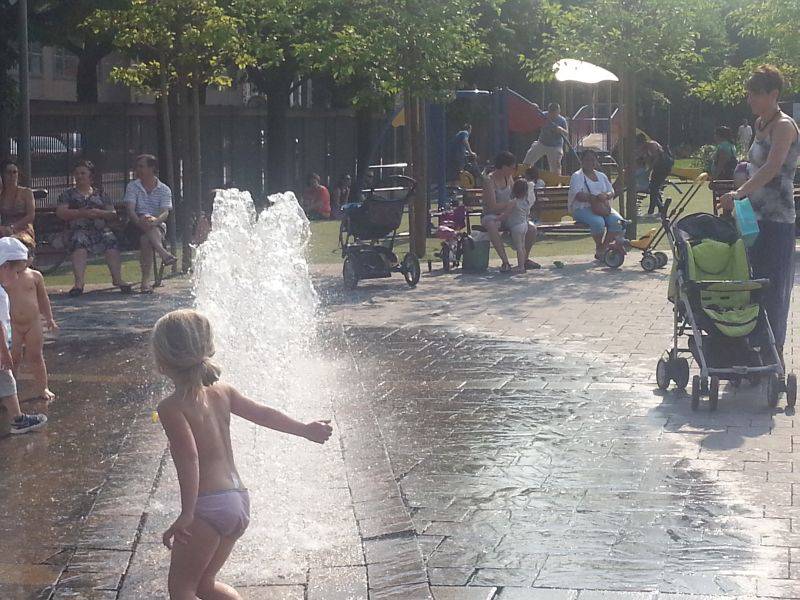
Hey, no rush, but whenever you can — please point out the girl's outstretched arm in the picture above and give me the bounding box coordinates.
[228,385,332,443]
[158,402,200,548]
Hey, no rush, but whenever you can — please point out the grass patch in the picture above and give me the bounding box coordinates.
[43,249,188,288]
[308,181,715,264]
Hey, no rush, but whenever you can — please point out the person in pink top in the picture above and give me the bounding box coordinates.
[301,173,331,219]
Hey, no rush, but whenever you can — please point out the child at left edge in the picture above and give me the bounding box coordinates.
[5,233,58,401]
[0,237,47,434]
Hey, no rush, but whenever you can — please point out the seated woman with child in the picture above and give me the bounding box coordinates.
[568,149,624,261]
[480,151,538,274]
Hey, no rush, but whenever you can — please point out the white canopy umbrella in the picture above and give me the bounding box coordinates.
[553,59,619,84]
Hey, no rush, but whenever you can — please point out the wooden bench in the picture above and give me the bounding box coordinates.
[33,198,167,286]
[533,186,592,234]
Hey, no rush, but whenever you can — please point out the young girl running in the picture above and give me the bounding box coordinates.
[152,309,333,600]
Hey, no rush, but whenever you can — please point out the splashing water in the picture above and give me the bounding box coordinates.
[194,189,318,403]
[193,189,349,574]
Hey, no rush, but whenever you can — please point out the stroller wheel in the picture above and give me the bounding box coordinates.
[343,256,359,290]
[604,248,625,269]
[709,376,720,411]
[654,251,669,268]
[691,375,701,411]
[786,373,797,408]
[766,373,780,409]
[641,253,659,272]
[672,358,690,390]
[402,253,421,287]
[656,357,671,390]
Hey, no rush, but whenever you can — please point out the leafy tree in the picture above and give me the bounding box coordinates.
[225,0,322,193]
[522,0,708,235]
[30,1,131,103]
[303,0,487,254]
[87,0,253,267]
[695,0,800,105]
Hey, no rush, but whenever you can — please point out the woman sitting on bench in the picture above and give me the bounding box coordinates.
[568,149,624,261]
[481,152,538,274]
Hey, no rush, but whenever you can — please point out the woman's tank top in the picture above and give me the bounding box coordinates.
[748,115,800,224]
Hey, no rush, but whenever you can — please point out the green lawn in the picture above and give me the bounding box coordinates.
[309,181,715,264]
[42,249,187,289]
[43,182,714,286]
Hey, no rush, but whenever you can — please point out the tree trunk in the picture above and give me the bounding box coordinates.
[354,106,373,202]
[265,79,291,194]
[179,86,194,272]
[76,50,101,104]
[158,65,178,271]
[185,77,203,270]
[405,93,428,258]
[622,71,638,239]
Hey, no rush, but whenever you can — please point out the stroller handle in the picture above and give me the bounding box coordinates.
[382,174,417,190]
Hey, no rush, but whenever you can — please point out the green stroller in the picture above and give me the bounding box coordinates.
[656,212,796,411]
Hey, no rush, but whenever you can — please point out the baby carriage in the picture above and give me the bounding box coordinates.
[340,175,421,290]
[656,210,796,411]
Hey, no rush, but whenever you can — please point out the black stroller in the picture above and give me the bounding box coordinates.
[657,210,796,411]
[339,175,421,290]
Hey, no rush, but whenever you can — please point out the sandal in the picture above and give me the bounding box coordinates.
[499,263,512,273]
[525,259,541,270]
[114,282,134,294]
[68,287,84,298]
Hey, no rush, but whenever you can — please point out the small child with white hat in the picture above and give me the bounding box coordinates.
[0,237,47,434]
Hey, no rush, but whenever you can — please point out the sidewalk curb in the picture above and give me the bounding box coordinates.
[333,322,433,600]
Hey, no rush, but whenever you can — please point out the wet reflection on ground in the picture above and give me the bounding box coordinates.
[343,325,790,595]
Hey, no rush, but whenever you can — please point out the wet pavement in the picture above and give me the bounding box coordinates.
[2,251,799,599]
[317,254,800,599]
[0,282,189,599]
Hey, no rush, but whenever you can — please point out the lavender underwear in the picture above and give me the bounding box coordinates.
[195,488,250,538]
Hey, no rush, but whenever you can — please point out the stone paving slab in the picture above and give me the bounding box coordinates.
[314,251,800,599]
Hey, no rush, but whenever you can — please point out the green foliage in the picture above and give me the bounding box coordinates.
[691,144,717,169]
[521,0,703,84]
[693,0,800,105]
[86,0,254,94]
[301,0,488,104]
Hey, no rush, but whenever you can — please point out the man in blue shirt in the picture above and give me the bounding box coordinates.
[523,103,569,175]
[451,124,475,176]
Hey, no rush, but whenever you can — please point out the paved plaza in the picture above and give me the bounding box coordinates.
[1,252,798,599]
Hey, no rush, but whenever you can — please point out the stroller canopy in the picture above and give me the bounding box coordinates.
[675,213,739,245]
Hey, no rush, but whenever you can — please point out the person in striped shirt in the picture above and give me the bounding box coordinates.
[124,154,178,293]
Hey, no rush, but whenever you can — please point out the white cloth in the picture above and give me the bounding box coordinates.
[523,141,564,174]
[124,178,173,217]
[0,237,28,349]
[0,287,10,349]
[568,169,614,213]
[738,124,753,149]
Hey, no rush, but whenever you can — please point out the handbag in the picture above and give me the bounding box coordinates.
[733,197,760,247]
[584,174,611,217]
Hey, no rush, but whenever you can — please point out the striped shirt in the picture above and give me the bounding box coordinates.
[123,178,173,217]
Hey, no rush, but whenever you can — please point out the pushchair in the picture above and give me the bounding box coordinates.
[656,209,796,411]
[339,175,421,290]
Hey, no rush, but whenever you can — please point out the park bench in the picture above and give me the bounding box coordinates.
[533,186,592,234]
[33,193,167,286]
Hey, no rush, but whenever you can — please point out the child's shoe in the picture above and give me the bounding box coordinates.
[10,413,48,434]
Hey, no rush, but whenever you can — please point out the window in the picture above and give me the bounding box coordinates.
[54,47,77,79]
[29,43,43,78]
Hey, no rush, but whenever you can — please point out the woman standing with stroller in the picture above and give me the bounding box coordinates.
[720,65,799,364]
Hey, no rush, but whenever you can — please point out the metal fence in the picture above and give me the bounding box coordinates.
[7,100,396,208]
